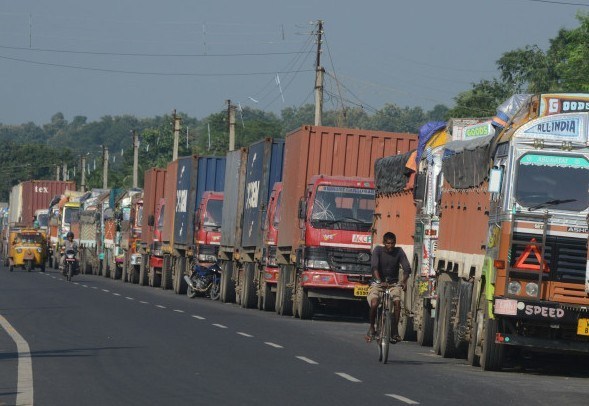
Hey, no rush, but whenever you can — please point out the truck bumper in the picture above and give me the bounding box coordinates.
[300,270,371,301]
[496,333,589,353]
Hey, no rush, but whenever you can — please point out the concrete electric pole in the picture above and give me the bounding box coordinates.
[314,20,324,126]
[227,99,236,151]
[80,155,86,192]
[172,109,181,161]
[132,130,139,188]
[102,145,109,189]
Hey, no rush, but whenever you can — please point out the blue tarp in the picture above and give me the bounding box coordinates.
[416,121,447,165]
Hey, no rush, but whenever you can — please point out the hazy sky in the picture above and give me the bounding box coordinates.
[0,0,586,125]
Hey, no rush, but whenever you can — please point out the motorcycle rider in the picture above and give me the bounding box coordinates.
[59,231,78,272]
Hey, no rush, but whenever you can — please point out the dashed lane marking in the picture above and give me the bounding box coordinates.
[139,301,149,304]
[82,285,88,288]
[264,342,283,349]
[0,315,34,405]
[192,315,205,320]
[156,305,166,309]
[125,297,134,300]
[296,356,318,365]
[91,287,98,289]
[237,332,253,338]
[335,372,361,383]
[385,394,420,404]
[173,309,184,313]
[113,293,121,296]
[73,282,79,285]
[212,323,227,329]
[102,289,110,292]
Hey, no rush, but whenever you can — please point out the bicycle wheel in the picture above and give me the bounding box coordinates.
[376,306,384,362]
[382,307,391,364]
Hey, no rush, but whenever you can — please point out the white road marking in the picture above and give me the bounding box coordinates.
[296,356,318,365]
[212,323,227,329]
[82,284,88,288]
[156,305,166,309]
[192,315,205,320]
[335,372,361,383]
[237,332,253,338]
[0,315,34,405]
[102,289,110,292]
[73,282,79,285]
[92,286,98,289]
[173,309,184,313]
[113,293,121,296]
[385,394,420,404]
[125,297,134,300]
[264,342,283,349]
[139,301,149,304]
[417,352,439,358]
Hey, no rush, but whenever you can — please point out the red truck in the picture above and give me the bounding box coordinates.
[258,182,282,311]
[194,191,224,265]
[275,125,417,319]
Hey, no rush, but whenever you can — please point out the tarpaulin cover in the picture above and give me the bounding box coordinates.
[492,94,532,128]
[442,134,494,189]
[375,150,415,195]
[416,121,447,165]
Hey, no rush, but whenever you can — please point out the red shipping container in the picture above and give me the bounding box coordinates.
[141,168,167,246]
[20,180,76,227]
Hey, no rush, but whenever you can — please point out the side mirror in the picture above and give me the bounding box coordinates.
[297,198,307,220]
[488,167,503,193]
[413,172,427,202]
[148,215,155,227]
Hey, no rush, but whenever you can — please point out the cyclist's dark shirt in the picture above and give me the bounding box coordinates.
[371,245,411,283]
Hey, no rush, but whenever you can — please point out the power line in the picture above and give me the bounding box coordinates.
[0,44,308,58]
[0,54,314,77]
[520,0,589,6]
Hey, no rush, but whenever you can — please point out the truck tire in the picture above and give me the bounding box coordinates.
[173,257,188,295]
[241,263,257,309]
[121,260,128,283]
[262,281,276,312]
[220,261,236,303]
[276,264,293,316]
[439,281,457,358]
[480,296,504,371]
[295,277,314,320]
[417,304,434,346]
[467,285,482,366]
[455,281,473,357]
[161,256,173,290]
[432,281,445,355]
[139,258,147,286]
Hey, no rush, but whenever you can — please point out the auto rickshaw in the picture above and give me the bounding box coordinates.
[8,228,47,272]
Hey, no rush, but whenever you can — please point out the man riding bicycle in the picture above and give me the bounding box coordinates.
[366,232,411,343]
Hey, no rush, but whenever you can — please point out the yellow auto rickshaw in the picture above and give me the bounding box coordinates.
[8,228,47,272]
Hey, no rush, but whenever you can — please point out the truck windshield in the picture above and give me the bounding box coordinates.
[37,213,49,228]
[157,205,165,231]
[63,207,79,225]
[514,153,589,212]
[204,199,223,229]
[310,185,375,231]
[17,233,44,244]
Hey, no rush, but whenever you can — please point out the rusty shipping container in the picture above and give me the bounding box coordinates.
[141,168,167,247]
[219,148,248,258]
[18,180,76,227]
[277,125,417,253]
[162,160,178,247]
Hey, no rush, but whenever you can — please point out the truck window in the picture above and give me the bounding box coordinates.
[310,185,375,231]
[204,199,223,228]
[273,192,282,229]
[37,213,49,228]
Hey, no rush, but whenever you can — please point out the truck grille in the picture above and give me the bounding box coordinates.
[327,247,371,275]
[511,232,587,283]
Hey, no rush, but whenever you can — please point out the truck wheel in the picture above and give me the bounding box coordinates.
[121,261,127,283]
[241,263,257,309]
[161,256,172,290]
[417,304,434,346]
[296,277,314,320]
[432,281,446,355]
[52,256,58,270]
[262,282,276,312]
[480,295,504,371]
[439,282,457,358]
[40,262,46,273]
[467,287,482,366]
[276,265,293,316]
[220,261,236,303]
[25,260,32,272]
[173,257,188,295]
[399,313,417,342]
[139,258,147,286]
[9,265,14,272]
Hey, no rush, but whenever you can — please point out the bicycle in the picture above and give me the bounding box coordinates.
[374,284,398,364]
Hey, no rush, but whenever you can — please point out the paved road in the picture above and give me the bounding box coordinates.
[1,265,588,406]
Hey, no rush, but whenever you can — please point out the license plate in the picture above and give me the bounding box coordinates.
[354,284,369,297]
[577,318,589,336]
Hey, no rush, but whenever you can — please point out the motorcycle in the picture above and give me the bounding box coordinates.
[63,249,78,282]
[184,262,222,300]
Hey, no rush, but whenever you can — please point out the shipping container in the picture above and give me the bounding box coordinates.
[141,168,166,247]
[277,125,418,252]
[162,160,178,246]
[220,148,248,253]
[241,138,284,253]
[10,180,76,227]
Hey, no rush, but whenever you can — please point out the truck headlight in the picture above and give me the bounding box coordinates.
[525,282,539,297]
[305,259,330,270]
[508,281,521,295]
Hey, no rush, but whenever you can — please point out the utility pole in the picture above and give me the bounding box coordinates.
[227,99,236,151]
[172,109,181,161]
[132,130,139,188]
[102,145,109,189]
[314,20,324,126]
[80,155,87,192]
[62,162,68,181]
[56,165,60,181]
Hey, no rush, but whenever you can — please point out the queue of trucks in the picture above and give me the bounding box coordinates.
[2,100,588,370]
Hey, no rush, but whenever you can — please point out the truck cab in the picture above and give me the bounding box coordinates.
[194,191,223,265]
[259,182,282,311]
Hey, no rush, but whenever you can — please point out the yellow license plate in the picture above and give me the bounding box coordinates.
[354,284,369,297]
[577,318,589,336]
